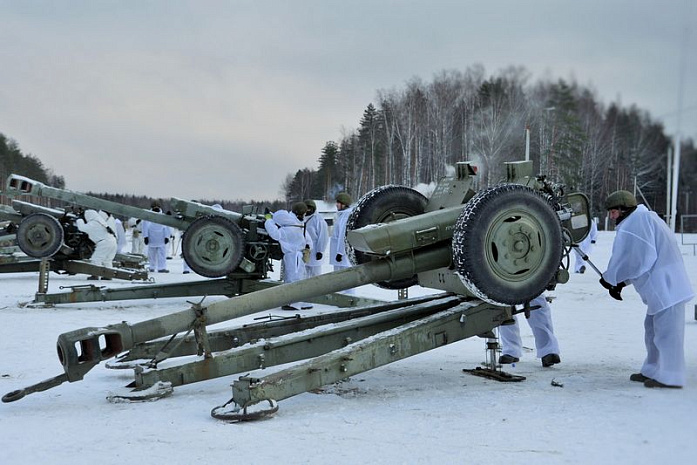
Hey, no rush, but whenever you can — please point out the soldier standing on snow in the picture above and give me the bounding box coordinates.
[330,192,353,272]
[129,217,145,255]
[264,205,312,310]
[303,199,328,278]
[498,294,561,368]
[100,211,125,255]
[142,202,171,273]
[329,192,355,294]
[601,190,694,389]
[76,209,117,280]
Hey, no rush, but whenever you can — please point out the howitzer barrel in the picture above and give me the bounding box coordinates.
[0,204,23,223]
[11,200,67,218]
[348,206,462,255]
[55,245,453,382]
[169,197,244,223]
[6,174,188,229]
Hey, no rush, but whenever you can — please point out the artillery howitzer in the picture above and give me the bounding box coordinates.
[0,198,147,280]
[3,174,379,307]
[2,161,591,421]
[3,173,280,278]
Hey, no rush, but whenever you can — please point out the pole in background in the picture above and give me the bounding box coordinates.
[525,126,530,161]
[669,25,689,233]
[666,146,673,224]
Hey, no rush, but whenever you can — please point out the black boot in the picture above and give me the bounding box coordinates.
[498,354,519,364]
[541,354,561,367]
[630,373,650,383]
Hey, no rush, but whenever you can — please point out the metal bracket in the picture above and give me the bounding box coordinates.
[190,297,212,358]
[462,333,526,382]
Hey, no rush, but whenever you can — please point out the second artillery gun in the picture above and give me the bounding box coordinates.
[3,173,281,278]
[0,198,148,281]
[2,160,591,420]
[3,174,376,307]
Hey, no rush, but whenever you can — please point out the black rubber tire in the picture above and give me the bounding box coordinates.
[346,185,428,289]
[452,184,562,305]
[16,213,64,258]
[182,216,245,278]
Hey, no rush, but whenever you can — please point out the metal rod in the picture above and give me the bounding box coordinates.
[571,245,603,277]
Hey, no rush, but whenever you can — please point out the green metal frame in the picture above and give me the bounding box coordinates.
[122,294,462,390]
[229,299,510,408]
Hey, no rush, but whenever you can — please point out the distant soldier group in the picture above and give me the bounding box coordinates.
[264,192,354,310]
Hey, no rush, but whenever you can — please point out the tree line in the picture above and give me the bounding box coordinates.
[3,64,696,228]
[0,133,65,191]
[284,65,697,226]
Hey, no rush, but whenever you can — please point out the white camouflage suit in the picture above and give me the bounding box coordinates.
[113,217,127,254]
[499,294,560,361]
[329,207,353,271]
[128,218,145,255]
[76,209,117,267]
[304,210,329,278]
[142,220,172,272]
[603,204,694,386]
[265,210,311,308]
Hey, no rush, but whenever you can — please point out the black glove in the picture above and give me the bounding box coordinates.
[165,237,169,244]
[600,277,625,301]
[336,253,342,262]
[144,237,149,245]
[608,286,623,301]
[316,252,323,260]
[591,240,596,244]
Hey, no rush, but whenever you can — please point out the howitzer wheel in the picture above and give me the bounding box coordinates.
[181,215,245,278]
[452,184,563,305]
[346,185,428,289]
[16,212,64,258]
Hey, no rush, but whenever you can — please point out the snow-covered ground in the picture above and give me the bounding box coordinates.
[1,231,696,464]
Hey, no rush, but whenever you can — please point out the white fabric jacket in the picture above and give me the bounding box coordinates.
[99,211,117,235]
[265,210,310,283]
[114,218,126,254]
[305,212,329,266]
[76,209,117,266]
[76,209,112,244]
[329,207,352,265]
[603,204,694,315]
[142,220,171,247]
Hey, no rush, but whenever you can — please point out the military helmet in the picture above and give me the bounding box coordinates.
[304,199,317,213]
[335,192,352,207]
[291,201,308,217]
[605,190,637,210]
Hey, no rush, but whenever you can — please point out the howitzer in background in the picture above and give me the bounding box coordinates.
[2,174,292,300]
[2,160,590,420]
[4,174,283,278]
[2,175,377,307]
[0,198,147,280]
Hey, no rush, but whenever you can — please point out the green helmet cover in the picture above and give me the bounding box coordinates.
[605,190,637,210]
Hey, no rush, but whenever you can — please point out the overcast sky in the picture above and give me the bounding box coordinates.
[1,0,695,202]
